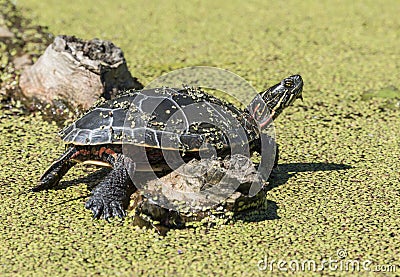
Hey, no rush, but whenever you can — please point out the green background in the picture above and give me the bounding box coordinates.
[1,0,399,276]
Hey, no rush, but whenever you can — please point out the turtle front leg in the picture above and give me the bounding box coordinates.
[85,153,136,220]
[32,147,78,192]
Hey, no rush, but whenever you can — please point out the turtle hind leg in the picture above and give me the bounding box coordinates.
[32,147,78,192]
[85,153,136,220]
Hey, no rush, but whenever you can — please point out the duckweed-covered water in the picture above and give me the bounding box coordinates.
[1,0,399,276]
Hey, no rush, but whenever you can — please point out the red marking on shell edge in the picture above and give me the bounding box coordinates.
[98,147,117,158]
[105,148,116,156]
[99,147,106,157]
[72,149,91,158]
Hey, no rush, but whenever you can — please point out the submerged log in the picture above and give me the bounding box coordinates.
[129,154,267,231]
[19,35,143,111]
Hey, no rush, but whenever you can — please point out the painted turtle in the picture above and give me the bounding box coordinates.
[33,75,303,220]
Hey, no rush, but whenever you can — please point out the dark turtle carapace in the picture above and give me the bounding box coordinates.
[33,75,303,220]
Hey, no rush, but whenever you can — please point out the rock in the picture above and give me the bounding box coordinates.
[19,35,143,111]
[129,154,268,229]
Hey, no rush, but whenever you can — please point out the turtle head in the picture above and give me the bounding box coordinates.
[248,75,303,128]
[261,74,303,118]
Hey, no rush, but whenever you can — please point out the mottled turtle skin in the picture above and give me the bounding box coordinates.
[33,75,303,220]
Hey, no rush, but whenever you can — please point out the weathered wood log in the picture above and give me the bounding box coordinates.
[19,35,143,111]
[129,155,267,231]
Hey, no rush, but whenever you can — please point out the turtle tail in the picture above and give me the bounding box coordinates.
[32,147,78,192]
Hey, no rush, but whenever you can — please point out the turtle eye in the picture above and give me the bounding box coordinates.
[284,79,294,88]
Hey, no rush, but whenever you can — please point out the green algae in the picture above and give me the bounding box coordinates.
[362,86,400,110]
[0,0,399,276]
[0,0,52,100]
[362,87,399,100]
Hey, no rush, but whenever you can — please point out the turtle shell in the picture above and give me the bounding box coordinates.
[60,87,257,151]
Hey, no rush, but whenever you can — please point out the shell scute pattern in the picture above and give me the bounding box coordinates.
[60,87,252,150]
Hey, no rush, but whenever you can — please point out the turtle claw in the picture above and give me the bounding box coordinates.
[84,197,103,219]
[109,201,126,219]
[85,196,126,220]
[102,201,125,220]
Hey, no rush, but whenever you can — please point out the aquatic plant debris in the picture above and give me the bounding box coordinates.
[1,0,400,275]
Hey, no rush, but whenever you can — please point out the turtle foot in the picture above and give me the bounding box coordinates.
[84,158,135,220]
[85,196,126,220]
[31,171,62,192]
[32,172,60,192]
[33,147,78,192]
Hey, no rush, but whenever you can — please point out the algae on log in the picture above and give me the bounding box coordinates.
[19,35,143,111]
[129,154,268,230]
